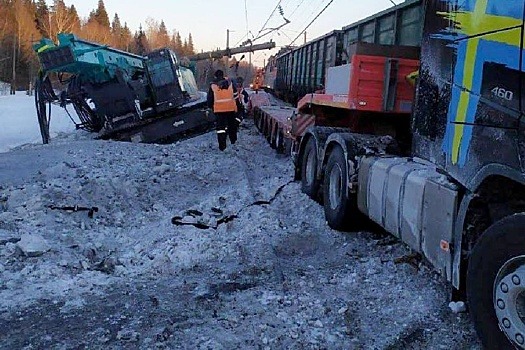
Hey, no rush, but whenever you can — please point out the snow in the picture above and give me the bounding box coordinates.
[0,92,76,153]
[0,93,482,348]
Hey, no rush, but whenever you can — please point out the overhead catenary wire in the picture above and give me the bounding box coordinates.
[290,0,329,39]
[288,0,308,18]
[285,0,317,30]
[289,0,335,46]
[254,0,283,39]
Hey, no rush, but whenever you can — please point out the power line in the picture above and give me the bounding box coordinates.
[255,0,283,39]
[278,30,294,42]
[288,0,308,18]
[289,0,335,46]
[286,0,315,25]
[292,0,327,38]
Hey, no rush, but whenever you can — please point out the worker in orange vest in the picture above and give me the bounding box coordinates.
[252,68,264,94]
[207,69,239,151]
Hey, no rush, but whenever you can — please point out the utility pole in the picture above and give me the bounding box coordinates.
[11,36,16,95]
[304,31,307,44]
[225,30,230,76]
[28,34,33,95]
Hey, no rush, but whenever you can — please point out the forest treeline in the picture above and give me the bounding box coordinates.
[0,0,211,91]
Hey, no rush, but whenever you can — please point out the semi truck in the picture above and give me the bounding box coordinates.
[256,0,525,348]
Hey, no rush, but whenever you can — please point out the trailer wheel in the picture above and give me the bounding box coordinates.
[323,146,357,230]
[256,111,263,132]
[467,213,525,350]
[275,129,285,154]
[301,138,320,199]
[270,126,277,149]
[254,110,260,130]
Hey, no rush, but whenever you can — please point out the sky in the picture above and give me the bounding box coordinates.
[56,0,396,66]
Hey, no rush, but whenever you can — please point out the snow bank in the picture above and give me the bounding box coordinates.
[0,82,9,96]
[0,92,77,153]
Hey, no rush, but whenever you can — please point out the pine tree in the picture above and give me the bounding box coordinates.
[173,31,183,56]
[83,1,111,44]
[34,0,49,37]
[157,20,170,48]
[133,25,149,55]
[122,22,132,51]
[187,33,194,55]
[94,0,110,28]
[182,38,188,56]
[68,5,81,34]
[111,13,121,34]
[111,13,122,47]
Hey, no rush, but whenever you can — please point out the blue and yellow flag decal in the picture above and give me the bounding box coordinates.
[433,0,523,167]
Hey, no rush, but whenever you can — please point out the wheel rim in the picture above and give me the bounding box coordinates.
[328,163,343,210]
[494,255,525,349]
[305,149,316,187]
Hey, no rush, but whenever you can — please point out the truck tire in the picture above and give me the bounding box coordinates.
[322,146,356,230]
[467,213,525,350]
[301,138,320,199]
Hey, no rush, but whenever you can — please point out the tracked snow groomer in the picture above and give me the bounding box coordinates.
[33,33,212,144]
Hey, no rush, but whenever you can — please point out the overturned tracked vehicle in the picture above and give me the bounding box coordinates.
[33,33,212,144]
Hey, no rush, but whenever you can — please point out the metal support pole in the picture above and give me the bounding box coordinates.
[11,36,16,95]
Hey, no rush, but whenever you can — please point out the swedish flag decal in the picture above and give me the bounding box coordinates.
[434,0,523,167]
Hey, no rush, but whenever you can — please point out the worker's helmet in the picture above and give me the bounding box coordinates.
[214,69,224,79]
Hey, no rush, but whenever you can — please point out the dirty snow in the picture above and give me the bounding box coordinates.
[0,93,481,349]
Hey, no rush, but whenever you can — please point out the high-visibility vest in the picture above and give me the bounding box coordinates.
[211,81,238,113]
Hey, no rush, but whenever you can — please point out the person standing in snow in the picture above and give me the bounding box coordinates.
[235,76,249,126]
[207,69,238,151]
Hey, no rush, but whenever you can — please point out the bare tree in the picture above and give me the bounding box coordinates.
[35,0,78,41]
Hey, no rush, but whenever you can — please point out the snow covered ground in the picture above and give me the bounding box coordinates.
[0,92,77,153]
[0,94,481,349]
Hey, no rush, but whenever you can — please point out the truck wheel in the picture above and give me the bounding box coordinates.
[467,213,525,350]
[322,146,358,230]
[301,138,320,199]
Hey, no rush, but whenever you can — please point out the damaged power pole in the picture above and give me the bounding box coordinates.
[187,41,276,61]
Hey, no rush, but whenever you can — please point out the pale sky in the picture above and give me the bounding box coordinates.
[59,0,396,66]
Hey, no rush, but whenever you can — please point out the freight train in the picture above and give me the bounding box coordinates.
[273,0,422,104]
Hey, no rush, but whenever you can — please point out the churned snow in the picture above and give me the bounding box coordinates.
[0,93,481,349]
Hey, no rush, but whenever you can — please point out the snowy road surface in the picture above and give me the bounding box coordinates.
[0,101,481,348]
